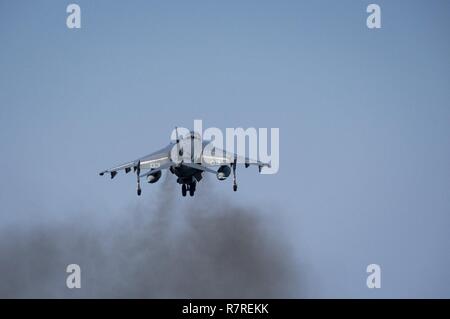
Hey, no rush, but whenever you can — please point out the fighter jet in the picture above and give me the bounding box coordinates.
[99,129,270,196]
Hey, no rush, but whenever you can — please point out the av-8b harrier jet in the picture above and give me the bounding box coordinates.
[99,129,270,196]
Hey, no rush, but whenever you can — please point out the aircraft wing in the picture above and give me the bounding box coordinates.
[99,145,173,178]
[201,147,270,171]
[99,160,137,178]
[138,145,172,170]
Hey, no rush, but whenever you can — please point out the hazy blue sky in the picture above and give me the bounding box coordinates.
[0,0,449,297]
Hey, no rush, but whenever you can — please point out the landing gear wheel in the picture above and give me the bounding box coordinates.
[189,183,195,197]
[233,184,237,192]
[182,184,187,197]
[137,188,142,196]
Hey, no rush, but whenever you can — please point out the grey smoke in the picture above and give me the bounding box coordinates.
[0,174,301,298]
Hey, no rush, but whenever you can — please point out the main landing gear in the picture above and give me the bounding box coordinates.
[189,182,196,196]
[181,182,196,197]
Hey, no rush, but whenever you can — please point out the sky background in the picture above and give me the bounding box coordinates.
[0,0,449,298]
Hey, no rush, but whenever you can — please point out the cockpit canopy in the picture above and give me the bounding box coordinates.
[186,131,202,140]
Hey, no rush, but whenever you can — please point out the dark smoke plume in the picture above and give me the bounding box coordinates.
[0,174,300,298]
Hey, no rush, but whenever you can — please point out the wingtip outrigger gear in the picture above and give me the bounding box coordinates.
[136,160,141,196]
[232,157,237,192]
